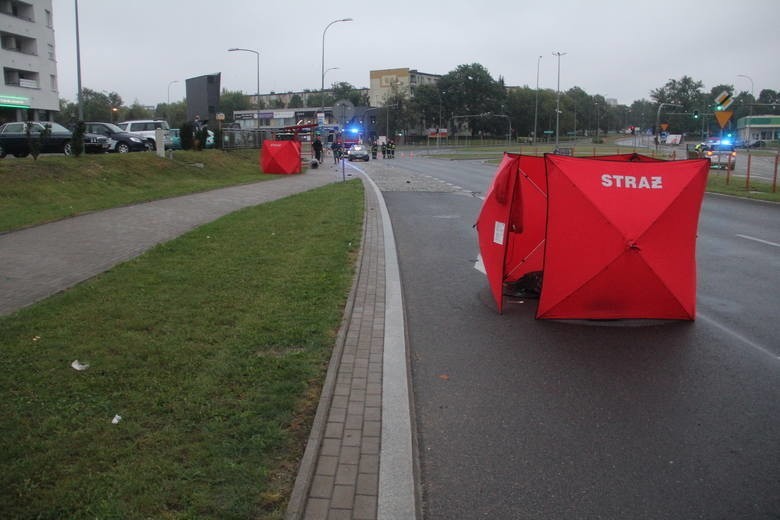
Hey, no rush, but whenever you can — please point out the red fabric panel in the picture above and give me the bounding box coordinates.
[537,156,709,320]
[502,155,547,282]
[475,154,519,312]
[261,140,302,174]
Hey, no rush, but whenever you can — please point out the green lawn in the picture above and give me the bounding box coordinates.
[0,180,364,519]
[0,149,282,232]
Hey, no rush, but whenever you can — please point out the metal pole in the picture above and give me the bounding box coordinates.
[75,0,83,121]
[255,51,260,129]
[228,48,260,129]
[533,55,541,144]
[321,19,353,124]
[552,51,566,149]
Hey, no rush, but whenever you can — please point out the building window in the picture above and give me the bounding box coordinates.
[48,43,55,60]
[45,9,52,27]
[3,67,39,89]
[50,74,57,91]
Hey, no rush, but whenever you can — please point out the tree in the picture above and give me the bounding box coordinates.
[288,94,304,108]
[438,63,506,136]
[123,101,153,121]
[651,76,708,135]
[330,82,368,107]
[408,83,441,130]
[154,100,187,128]
[219,89,250,122]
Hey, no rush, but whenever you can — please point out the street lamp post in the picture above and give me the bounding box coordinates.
[75,0,83,121]
[533,55,542,144]
[167,80,179,106]
[228,48,260,129]
[594,102,600,143]
[437,90,447,148]
[321,18,353,123]
[167,80,179,121]
[552,51,567,150]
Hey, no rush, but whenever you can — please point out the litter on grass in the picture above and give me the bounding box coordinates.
[70,360,89,371]
[111,415,122,424]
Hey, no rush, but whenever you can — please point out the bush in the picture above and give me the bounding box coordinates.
[71,121,85,157]
[25,122,52,160]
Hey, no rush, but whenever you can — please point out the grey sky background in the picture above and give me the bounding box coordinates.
[53,0,780,108]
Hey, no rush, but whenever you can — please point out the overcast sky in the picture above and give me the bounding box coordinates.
[52,0,779,108]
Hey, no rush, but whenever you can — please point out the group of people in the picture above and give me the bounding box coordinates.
[312,137,347,164]
[370,140,396,159]
[311,136,398,164]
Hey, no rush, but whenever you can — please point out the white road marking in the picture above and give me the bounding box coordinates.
[697,312,780,362]
[736,234,780,248]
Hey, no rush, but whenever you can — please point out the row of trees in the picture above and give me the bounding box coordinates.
[56,65,778,140]
[382,64,779,140]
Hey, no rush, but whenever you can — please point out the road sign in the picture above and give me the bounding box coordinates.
[544,130,554,134]
[715,111,733,129]
[714,90,734,110]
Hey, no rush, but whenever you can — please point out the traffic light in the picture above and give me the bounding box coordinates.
[693,110,699,119]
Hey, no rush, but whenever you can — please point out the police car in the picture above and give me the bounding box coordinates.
[701,142,736,170]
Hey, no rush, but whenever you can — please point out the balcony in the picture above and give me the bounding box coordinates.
[0,0,35,22]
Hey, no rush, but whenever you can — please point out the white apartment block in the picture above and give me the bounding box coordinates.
[0,0,59,122]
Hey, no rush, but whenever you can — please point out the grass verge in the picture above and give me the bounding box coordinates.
[0,149,284,232]
[0,180,364,519]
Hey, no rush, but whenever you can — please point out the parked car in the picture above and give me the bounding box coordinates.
[0,122,112,158]
[82,132,111,154]
[84,122,148,153]
[116,119,172,150]
[347,143,370,161]
[0,121,72,157]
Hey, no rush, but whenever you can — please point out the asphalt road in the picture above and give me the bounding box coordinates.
[365,155,780,519]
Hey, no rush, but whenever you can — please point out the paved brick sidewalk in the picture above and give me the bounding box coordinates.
[0,172,338,316]
[287,162,417,520]
[286,173,386,520]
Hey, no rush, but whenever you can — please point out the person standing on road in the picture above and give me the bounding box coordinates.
[381,141,387,159]
[312,136,323,163]
[332,139,342,164]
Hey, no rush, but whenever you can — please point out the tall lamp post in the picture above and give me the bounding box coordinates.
[167,80,179,106]
[737,74,754,146]
[228,47,260,129]
[552,51,567,149]
[75,0,83,120]
[167,80,179,121]
[533,55,542,144]
[321,18,353,122]
[437,90,447,147]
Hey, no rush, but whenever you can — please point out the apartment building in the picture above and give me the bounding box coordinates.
[369,68,441,107]
[0,0,59,122]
